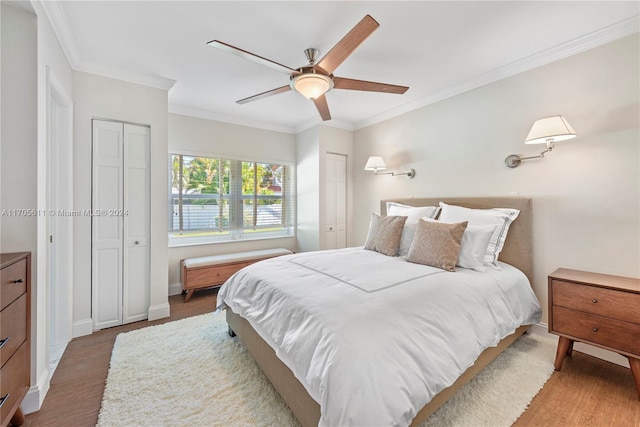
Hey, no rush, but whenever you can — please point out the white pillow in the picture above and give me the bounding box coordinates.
[386,202,440,221]
[438,202,520,269]
[397,220,419,257]
[423,218,496,272]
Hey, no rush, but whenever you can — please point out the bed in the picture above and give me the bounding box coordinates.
[217,197,540,426]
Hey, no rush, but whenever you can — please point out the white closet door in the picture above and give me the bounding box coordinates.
[123,124,150,323]
[325,153,347,250]
[92,120,124,330]
[92,120,150,330]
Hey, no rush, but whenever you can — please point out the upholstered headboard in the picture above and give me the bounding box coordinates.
[381,197,533,283]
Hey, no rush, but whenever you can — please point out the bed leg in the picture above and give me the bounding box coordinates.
[228,325,236,337]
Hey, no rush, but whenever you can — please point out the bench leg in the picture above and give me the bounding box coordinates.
[184,289,194,303]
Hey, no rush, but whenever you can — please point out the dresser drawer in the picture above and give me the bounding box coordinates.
[0,293,27,368]
[551,279,640,324]
[552,306,640,356]
[0,258,27,311]
[0,341,29,423]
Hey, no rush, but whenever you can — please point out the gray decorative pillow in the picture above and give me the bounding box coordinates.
[364,213,407,256]
[406,219,468,271]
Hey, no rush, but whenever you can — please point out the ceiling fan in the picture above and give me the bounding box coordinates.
[207,15,409,121]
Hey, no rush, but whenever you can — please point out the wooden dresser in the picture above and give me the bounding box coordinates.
[0,252,31,427]
[548,268,640,399]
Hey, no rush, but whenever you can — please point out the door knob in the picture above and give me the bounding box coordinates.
[135,241,140,245]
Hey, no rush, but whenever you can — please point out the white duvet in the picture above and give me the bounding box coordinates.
[217,247,541,427]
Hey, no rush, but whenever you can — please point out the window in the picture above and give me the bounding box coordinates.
[169,154,295,245]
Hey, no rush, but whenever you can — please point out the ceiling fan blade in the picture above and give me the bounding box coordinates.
[333,76,409,94]
[316,15,379,75]
[313,95,331,121]
[207,40,299,75]
[237,85,292,104]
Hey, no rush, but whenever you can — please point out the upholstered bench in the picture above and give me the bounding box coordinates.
[180,248,293,302]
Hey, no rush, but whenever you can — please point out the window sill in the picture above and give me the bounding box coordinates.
[168,233,296,249]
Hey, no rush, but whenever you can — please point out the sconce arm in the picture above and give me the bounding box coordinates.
[505,146,553,168]
[374,169,415,178]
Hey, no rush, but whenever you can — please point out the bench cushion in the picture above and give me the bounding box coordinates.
[183,248,293,268]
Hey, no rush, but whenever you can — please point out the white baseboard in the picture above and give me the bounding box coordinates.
[168,282,183,296]
[529,322,629,368]
[22,367,50,414]
[72,318,93,338]
[148,302,170,321]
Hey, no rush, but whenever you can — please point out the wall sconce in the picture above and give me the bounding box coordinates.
[505,115,577,168]
[364,156,415,178]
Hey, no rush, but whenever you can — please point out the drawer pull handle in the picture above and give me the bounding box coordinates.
[0,393,9,409]
[0,336,10,349]
[592,299,598,304]
[592,327,599,332]
[12,278,24,284]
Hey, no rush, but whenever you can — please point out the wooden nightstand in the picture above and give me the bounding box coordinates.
[548,268,640,399]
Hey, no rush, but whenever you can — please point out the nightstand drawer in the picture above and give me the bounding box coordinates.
[552,306,640,356]
[551,279,640,324]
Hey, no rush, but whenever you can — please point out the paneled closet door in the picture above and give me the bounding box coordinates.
[325,153,347,250]
[123,124,150,324]
[92,120,150,330]
[92,120,124,330]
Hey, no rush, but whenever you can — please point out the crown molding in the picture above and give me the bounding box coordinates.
[75,61,176,91]
[169,104,355,135]
[354,15,640,130]
[34,0,80,67]
[168,104,296,134]
[294,116,354,134]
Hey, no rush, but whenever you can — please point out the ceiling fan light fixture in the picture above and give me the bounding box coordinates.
[291,73,333,100]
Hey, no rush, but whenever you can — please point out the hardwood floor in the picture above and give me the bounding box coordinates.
[23,289,639,426]
[22,289,218,427]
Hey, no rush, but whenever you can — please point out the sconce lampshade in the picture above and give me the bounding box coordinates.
[291,73,334,100]
[364,156,387,171]
[525,115,577,145]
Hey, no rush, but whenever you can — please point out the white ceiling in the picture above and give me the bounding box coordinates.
[46,1,639,133]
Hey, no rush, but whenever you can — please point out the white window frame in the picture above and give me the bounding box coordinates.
[168,151,295,247]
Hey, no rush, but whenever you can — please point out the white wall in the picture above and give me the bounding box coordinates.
[167,113,296,288]
[0,0,41,410]
[296,126,320,252]
[0,3,37,268]
[353,34,640,323]
[73,71,169,329]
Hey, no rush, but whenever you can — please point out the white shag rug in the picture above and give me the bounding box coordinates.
[98,312,555,427]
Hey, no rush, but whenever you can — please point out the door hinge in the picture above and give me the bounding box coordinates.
[50,235,53,243]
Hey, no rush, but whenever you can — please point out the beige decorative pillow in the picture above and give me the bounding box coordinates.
[406,219,468,271]
[364,213,407,256]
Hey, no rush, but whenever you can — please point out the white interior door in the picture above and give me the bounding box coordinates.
[47,69,74,375]
[325,153,347,250]
[92,120,124,330]
[123,124,150,324]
